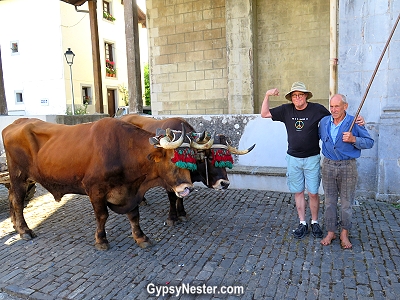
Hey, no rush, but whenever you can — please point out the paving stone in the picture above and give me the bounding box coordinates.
[0,184,400,299]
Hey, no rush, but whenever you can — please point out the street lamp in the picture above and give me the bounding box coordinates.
[64,48,75,115]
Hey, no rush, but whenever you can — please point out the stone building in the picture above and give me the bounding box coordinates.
[147,0,331,115]
[145,0,400,201]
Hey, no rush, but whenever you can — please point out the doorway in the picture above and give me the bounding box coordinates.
[107,88,117,117]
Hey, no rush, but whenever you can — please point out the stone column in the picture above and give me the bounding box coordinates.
[376,108,400,201]
[226,0,255,114]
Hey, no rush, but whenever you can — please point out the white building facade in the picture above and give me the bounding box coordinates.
[0,0,147,116]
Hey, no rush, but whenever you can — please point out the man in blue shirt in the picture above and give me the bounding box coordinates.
[319,94,374,249]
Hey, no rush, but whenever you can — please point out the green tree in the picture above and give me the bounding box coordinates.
[66,104,88,115]
[143,63,151,106]
[118,84,129,106]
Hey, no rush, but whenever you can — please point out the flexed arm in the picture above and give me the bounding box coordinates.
[261,88,279,118]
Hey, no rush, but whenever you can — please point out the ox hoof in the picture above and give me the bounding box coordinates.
[138,240,153,249]
[95,242,110,251]
[178,216,188,222]
[20,230,36,240]
[166,219,178,226]
[139,200,148,206]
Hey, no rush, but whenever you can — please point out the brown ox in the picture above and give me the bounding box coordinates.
[2,117,194,250]
[120,114,255,225]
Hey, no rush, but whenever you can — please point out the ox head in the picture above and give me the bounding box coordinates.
[188,132,256,190]
[149,125,195,198]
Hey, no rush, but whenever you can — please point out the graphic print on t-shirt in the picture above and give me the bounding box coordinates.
[293,117,308,131]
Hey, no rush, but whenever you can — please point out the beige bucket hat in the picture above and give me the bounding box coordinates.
[285,82,313,100]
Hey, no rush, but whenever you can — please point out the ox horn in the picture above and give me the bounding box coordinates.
[191,131,211,143]
[159,124,186,149]
[190,134,214,150]
[227,143,256,155]
[201,131,213,143]
[197,131,206,141]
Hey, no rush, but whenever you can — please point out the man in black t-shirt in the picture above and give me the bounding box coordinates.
[261,82,329,239]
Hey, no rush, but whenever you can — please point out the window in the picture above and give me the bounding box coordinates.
[103,1,115,21]
[105,42,116,77]
[82,86,92,105]
[11,41,19,54]
[15,92,23,104]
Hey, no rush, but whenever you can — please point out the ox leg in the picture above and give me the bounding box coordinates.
[176,197,188,222]
[90,200,110,251]
[8,183,36,240]
[139,196,148,206]
[166,191,179,226]
[126,206,152,248]
[166,192,187,226]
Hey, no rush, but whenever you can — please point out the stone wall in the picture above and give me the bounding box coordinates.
[256,0,330,111]
[147,0,227,115]
[146,0,330,115]
[338,1,400,201]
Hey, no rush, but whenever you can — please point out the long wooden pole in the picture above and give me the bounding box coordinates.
[349,12,400,131]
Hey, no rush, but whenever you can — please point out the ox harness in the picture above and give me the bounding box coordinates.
[151,130,234,187]
[171,143,234,172]
[171,142,197,171]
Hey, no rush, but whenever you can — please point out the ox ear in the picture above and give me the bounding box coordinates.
[156,128,166,136]
[149,137,159,145]
[147,148,164,163]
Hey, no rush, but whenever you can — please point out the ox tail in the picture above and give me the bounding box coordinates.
[106,175,147,214]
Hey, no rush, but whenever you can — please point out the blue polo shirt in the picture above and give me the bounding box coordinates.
[330,114,346,142]
[319,113,374,160]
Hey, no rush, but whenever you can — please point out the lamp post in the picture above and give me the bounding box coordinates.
[64,48,75,115]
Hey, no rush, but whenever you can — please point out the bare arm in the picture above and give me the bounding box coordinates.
[261,88,279,118]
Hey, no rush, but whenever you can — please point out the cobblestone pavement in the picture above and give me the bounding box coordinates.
[0,184,399,300]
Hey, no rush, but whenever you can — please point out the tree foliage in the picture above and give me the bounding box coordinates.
[143,63,151,106]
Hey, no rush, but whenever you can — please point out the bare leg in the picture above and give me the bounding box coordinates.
[308,192,320,221]
[294,191,306,222]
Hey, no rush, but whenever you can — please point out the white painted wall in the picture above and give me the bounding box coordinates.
[237,117,288,168]
[1,0,148,116]
[1,0,66,115]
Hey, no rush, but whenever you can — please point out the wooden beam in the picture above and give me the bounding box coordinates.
[88,0,104,113]
[0,47,8,115]
[60,0,88,6]
[124,0,143,113]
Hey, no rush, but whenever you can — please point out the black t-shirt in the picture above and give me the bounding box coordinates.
[270,102,330,158]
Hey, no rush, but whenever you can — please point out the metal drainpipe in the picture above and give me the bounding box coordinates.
[329,0,338,98]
